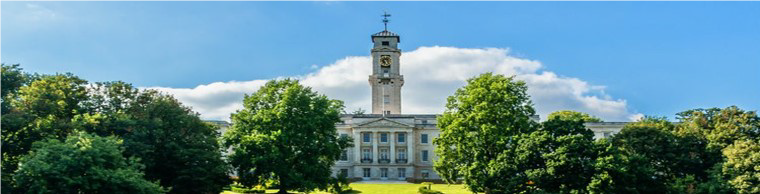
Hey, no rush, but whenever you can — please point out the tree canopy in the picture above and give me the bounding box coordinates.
[13,132,165,194]
[91,82,231,194]
[223,79,351,194]
[547,110,603,123]
[1,65,230,194]
[434,73,538,193]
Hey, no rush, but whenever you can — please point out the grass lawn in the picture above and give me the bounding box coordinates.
[222,183,473,194]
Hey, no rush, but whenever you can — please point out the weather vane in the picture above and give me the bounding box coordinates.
[382,11,391,31]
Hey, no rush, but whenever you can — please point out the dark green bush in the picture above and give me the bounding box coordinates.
[230,185,265,193]
[418,186,443,194]
[327,173,353,194]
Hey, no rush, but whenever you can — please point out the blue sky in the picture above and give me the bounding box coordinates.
[3,1,759,121]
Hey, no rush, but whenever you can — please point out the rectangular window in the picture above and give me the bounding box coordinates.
[340,169,349,176]
[603,132,611,138]
[382,41,389,46]
[363,149,371,160]
[363,168,371,178]
[381,133,388,143]
[384,110,391,115]
[421,170,430,178]
[363,133,370,143]
[383,95,390,104]
[422,150,429,162]
[340,150,348,161]
[398,168,406,178]
[398,148,406,159]
[421,134,429,144]
[380,149,389,159]
[421,120,428,124]
[380,168,388,178]
[383,69,390,77]
[397,133,405,143]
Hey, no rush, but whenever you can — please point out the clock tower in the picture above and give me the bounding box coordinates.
[369,12,403,115]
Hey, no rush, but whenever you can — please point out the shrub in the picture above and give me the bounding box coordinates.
[230,185,265,193]
[327,173,353,194]
[418,186,443,194]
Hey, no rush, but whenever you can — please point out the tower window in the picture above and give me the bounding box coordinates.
[382,41,390,46]
[384,95,390,104]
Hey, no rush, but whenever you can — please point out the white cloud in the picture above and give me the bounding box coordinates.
[145,46,639,122]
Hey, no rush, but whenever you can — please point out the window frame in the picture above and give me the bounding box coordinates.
[363,168,371,178]
[363,133,371,143]
[380,168,388,178]
[363,148,371,160]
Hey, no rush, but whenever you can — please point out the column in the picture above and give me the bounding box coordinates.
[353,130,361,163]
[372,131,379,164]
[407,131,414,164]
[390,131,396,164]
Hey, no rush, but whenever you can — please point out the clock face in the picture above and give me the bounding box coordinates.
[380,55,392,67]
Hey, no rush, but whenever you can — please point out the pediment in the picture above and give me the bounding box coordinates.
[355,118,413,128]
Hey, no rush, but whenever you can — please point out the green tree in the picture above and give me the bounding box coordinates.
[587,138,643,193]
[675,106,760,193]
[1,64,27,194]
[722,139,760,194]
[599,116,720,193]
[524,118,596,193]
[676,106,760,152]
[1,64,26,114]
[223,79,350,194]
[547,110,603,123]
[82,82,231,194]
[13,132,165,194]
[433,73,538,194]
[1,73,90,194]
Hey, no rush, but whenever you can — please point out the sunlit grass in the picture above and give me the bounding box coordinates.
[222,183,473,194]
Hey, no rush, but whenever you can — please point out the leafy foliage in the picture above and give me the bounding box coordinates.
[83,82,231,194]
[13,132,165,194]
[547,110,603,123]
[1,64,28,193]
[1,65,229,194]
[1,73,90,194]
[224,79,351,194]
[434,73,538,193]
[722,139,760,194]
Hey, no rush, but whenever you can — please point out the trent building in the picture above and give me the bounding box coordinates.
[329,25,445,181]
[211,17,629,182]
[326,19,627,182]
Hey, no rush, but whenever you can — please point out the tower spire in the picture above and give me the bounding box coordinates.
[382,11,391,31]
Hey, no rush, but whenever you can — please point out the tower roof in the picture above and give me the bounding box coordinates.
[371,30,400,43]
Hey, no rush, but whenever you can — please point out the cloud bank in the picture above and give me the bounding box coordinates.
[145,46,640,122]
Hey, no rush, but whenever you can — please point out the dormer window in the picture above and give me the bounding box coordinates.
[382,41,389,46]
